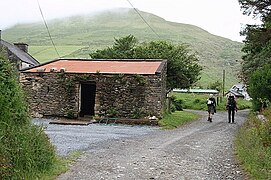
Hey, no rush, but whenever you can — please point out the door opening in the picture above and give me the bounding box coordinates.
[80,82,96,117]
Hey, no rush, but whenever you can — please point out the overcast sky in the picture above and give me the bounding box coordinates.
[0,0,260,42]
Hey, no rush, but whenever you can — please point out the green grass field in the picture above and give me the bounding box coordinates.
[159,111,200,129]
[29,46,85,63]
[171,92,252,111]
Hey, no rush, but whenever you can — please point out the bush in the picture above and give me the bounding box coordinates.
[170,104,176,112]
[193,98,201,104]
[0,51,56,179]
[248,64,271,109]
[170,95,183,111]
[235,109,271,179]
[251,99,262,111]
[106,107,119,117]
[66,109,76,119]
[173,99,183,111]
[131,108,145,119]
[0,125,56,179]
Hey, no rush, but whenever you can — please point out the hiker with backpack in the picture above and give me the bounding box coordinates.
[226,93,238,123]
[206,94,216,122]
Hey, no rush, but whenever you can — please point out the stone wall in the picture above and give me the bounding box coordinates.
[20,73,79,117]
[20,66,167,119]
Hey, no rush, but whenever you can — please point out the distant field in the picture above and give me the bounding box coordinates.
[29,46,86,63]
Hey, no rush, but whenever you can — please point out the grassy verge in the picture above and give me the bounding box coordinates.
[0,50,57,179]
[0,50,81,179]
[159,111,201,129]
[34,157,68,180]
[172,92,252,111]
[37,151,82,180]
[235,108,271,179]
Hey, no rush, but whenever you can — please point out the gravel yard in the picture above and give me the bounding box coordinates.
[33,118,159,156]
[35,110,249,179]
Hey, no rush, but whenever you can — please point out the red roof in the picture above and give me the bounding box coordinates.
[25,59,164,75]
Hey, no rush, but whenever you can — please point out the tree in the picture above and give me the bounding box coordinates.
[239,0,271,82]
[239,0,271,20]
[90,35,202,90]
[90,34,137,59]
[239,0,271,109]
[207,80,222,92]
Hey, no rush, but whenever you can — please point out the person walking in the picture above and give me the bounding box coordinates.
[207,94,216,122]
[226,93,237,123]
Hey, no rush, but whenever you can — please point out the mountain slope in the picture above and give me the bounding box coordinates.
[2,8,243,88]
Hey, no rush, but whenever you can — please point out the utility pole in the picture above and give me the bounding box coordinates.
[222,70,225,97]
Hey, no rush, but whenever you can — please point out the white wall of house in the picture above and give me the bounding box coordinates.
[21,62,31,70]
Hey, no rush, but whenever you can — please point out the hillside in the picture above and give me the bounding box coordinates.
[2,8,243,88]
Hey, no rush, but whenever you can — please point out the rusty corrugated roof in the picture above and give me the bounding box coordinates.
[25,59,164,75]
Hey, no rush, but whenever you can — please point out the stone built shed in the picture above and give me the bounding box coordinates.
[20,59,167,120]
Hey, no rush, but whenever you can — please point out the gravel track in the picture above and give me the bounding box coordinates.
[36,110,249,180]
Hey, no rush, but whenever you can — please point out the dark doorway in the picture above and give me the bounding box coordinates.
[80,82,96,117]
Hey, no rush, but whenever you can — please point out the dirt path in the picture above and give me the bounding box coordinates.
[57,110,249,180]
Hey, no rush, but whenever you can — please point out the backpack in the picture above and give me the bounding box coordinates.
[227,95,236,107]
